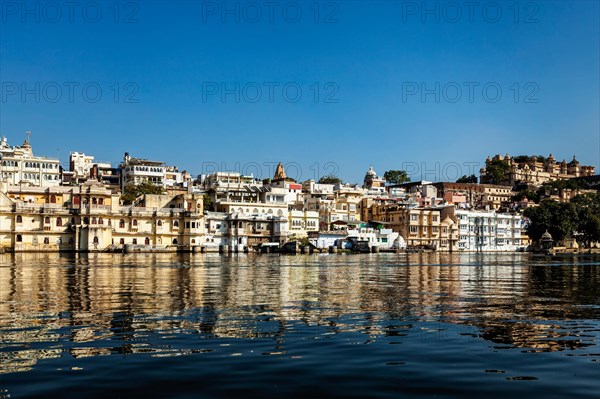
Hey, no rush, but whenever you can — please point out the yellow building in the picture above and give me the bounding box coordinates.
[481,154,595,187]
[0,181,204,252]
[369,203,459,251]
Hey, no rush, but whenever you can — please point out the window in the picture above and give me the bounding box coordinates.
[44,217,50,224]
[173,238,178,245]
[93,236,99,244]
[410,226,418,233]
[91,217,97,224]
[120,238,125,244]
[157,220,163,226]
[410,214,418,221]
[56,217,62,227]
[145,237,150,245]
[83,217,89,224]
[119,219,125,228]
[173,220,179,227]
[16,234,22,242]
[98,218,103,225]
[44,237,50,244]
[132,238,137,245]
[16,215,22,223]
[132,219,138,226]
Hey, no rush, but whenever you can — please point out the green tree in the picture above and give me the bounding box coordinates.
[524,199,578,243]
[383,170,411,184]
[203,193,214,212]
[571,193,600,247]
[456,174,478,183]
[318,175,342,185]
[512,190,539,202]
[484,159,509,185]
[121,182,165,204]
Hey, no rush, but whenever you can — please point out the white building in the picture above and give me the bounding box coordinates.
[288,210,319,238]
[120,153,184,190]
[347,227,406,250]
[69,152,95,180]
[0,135,61,187]
[455,209,526,252]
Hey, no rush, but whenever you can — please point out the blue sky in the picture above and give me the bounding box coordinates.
[1,0,598,183]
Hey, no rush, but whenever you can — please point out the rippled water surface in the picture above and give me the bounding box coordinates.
[1,253,600,398]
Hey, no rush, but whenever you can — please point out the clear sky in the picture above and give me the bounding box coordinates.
[1,0,598,183]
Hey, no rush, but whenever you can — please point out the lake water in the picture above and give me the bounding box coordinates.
[1,253,599,398]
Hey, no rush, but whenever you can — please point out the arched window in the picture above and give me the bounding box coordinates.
[132,219,138,226]
[120,238,125,244]
[44,216,50,224]
[98,217,103,225]
[83,217,89,224]
[16,234,22,242]
[172,238,178,245]
[93,236,99,244]
[50,195,56,203]
[173,220,179,227]
[119,219,125,228]
[91,217,97,224]
[191,239,196,244]
[98,198,104,205]
[43,237,49,244]
[16,215,22,223]
[132,238,137,245]
[157,220,163,226]
[92,197,97,205]
[145,237,150,245]
[56,217,62,227]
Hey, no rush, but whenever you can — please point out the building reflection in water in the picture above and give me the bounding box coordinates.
[1,252,599,374]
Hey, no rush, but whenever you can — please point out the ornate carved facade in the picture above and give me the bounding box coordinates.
[480,154,595,186]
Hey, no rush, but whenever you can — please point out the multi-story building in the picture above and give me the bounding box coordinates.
[120,153,185,190]
[454,209,526,251]
[363,165,386,195]
[0,180,204,252]
[480,153,595,187]
[0,135,61,187]
[288,210,319,238]
[69,152,95,180]
[433,182,514,210]
[368,202,459,251]
[302,180,335,230]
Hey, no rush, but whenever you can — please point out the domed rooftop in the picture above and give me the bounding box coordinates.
[541,230,553,241]
[365,165,377,177]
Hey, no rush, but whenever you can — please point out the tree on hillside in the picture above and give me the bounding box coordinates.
[384,170,410,185]
[318,175,342,185]
[483,159,509,184]
[121,181,165,204]
[456,174,478,184]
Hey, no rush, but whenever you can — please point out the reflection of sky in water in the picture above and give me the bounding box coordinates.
[1,253,600,397]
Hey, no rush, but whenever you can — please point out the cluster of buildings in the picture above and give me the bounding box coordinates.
[480,153,595,186]
[0,134,596,253]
